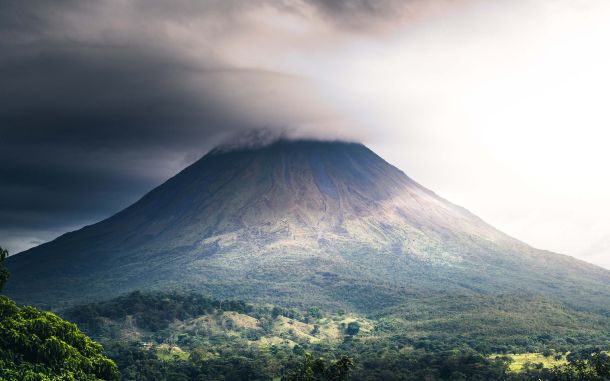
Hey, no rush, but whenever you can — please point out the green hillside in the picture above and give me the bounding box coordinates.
[61,291,610,381]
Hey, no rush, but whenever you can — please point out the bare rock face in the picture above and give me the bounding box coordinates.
[6,140,610,312]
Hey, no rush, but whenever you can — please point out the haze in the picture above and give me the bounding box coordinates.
[1,0,608,269]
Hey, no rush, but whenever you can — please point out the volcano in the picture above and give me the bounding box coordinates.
[5,140,610,312]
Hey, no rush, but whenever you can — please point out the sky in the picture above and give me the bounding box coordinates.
[1,0,609,269]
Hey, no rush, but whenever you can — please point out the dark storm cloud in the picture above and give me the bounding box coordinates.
[0,0,426,253]
[307,0,415,29]
[0,0,353,253]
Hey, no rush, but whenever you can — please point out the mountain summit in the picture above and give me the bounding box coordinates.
[6,140,610,311]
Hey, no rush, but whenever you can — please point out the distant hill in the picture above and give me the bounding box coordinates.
[5,140,610,318]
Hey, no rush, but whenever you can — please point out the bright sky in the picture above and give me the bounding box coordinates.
[355,1,610,269]
[241,0,610,268]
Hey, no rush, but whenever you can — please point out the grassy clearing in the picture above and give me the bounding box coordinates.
[222,311,260,329]
[491,352,568,372]
[156,344,190,361]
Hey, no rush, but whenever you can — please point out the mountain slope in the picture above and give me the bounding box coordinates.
[5,140,610,313]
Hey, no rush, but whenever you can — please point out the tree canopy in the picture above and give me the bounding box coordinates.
[0,246,119,380]
[0,296,120,380]
[0,246,9,292]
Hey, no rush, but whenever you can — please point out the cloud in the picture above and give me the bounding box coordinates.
[1,0,609,271]
[304,0,455,31]
[0,0,353,253]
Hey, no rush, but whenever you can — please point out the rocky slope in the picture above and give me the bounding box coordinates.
[6,140,610,313]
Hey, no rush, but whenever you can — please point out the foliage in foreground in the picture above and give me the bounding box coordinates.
[0,246,119,380]
[0,296,120,380]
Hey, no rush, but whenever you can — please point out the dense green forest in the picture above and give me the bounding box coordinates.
[0,246,119,380]
[2,245,609,380]
[62,290,610,380]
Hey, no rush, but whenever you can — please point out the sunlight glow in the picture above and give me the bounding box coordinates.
[296,0,610,267]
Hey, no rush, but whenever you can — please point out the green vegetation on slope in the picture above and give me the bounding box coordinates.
[0,296,120,381]
[502,352,568,372]
[63,290,610,355]
[0,245,119,381]
[61,290,610,380]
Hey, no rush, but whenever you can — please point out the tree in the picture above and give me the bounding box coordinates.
[0,245,119,380]
[0,246,9,292]
[326,356,354,381]
[555,350,610,380]
[311,325,320,336]
[284,353,353,381]
[0,296,120,380]
[345,321,360,336]
[515,350,610,381]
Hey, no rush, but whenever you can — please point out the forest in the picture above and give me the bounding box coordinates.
[1,247,609,380]
[61,290,610,380]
